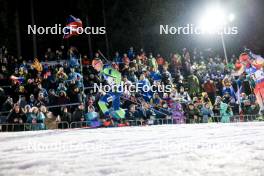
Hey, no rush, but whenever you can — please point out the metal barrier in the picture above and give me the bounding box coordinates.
[0,123,47,132]
[127,120,143,126]
[126,115,261,125]
[0,114,262,132]
[0,121,70,132]
[56,121,70,129]
[201,115,258,123]
[127,118,186,126]
[47,103,81,109]
[231,115,258,122]
[70,121,90,128]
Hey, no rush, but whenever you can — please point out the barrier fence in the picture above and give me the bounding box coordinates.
[0,114,262,132]
[0,121,69,132]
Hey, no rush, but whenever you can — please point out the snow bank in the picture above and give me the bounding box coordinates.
[1,122,264,176]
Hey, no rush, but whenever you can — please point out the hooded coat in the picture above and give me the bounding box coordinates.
[220,102,233,123]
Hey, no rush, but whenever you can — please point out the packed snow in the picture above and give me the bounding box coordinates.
[1,122,264,176]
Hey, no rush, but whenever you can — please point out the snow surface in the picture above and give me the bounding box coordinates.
[1,122,264,176]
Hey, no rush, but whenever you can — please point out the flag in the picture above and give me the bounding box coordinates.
[63,15,83,39]
[249,51,264,69]
[250,52,264,62]
[10,75,25,84]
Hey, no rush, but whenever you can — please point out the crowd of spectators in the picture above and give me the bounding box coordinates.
[0,45,260,130]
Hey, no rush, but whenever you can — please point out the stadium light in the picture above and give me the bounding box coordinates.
[199,7,226,33]
[198,5,235,64]
[228,13,235,22]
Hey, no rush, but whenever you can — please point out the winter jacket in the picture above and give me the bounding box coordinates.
[7,110,26,123]
[186,108,201,123]
[220,102,233,123]
[44,111,57,129]
[72,109,84,122]
[200,107,214,123]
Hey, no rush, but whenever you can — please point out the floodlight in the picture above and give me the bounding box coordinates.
[228,13,235,22]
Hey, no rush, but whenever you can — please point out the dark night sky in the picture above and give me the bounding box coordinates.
[1,0,264,59]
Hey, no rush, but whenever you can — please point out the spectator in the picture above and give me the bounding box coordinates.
[148,53,158,70]
[45,48,55,61]
[178,86,191,103]
[92,53,103,72]
[187,73,200,97]
[56,67,68,82]
[201,103,214,123]
[156,54,165,72]
[127,47,135,60]
[2,96,14,111]
[113,51,122,63]
[43,106,58,129]
[122,53,130,66]
[201,92,213,108]
[125,104,139,121]
[56,83,67,95]
[68,47,80,68]
[150,93,162,108]
[202,78,216,104]
[7,104,26,124]
[186,103,200,123]
[82,55,90,66]
[57,91,70,105]
[61,107,72,123]
[25,105,33,123]
[220,99,233,123]
[35,92,48,107]
[171,101,185,123]
[72,104,85,122]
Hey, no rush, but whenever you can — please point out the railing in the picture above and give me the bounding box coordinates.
[70,121,90,128]
[57,121,70,129]
[0,115,262,132]
[0,121,70,132]
[0,123,46,132]
[231,114,259,122]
